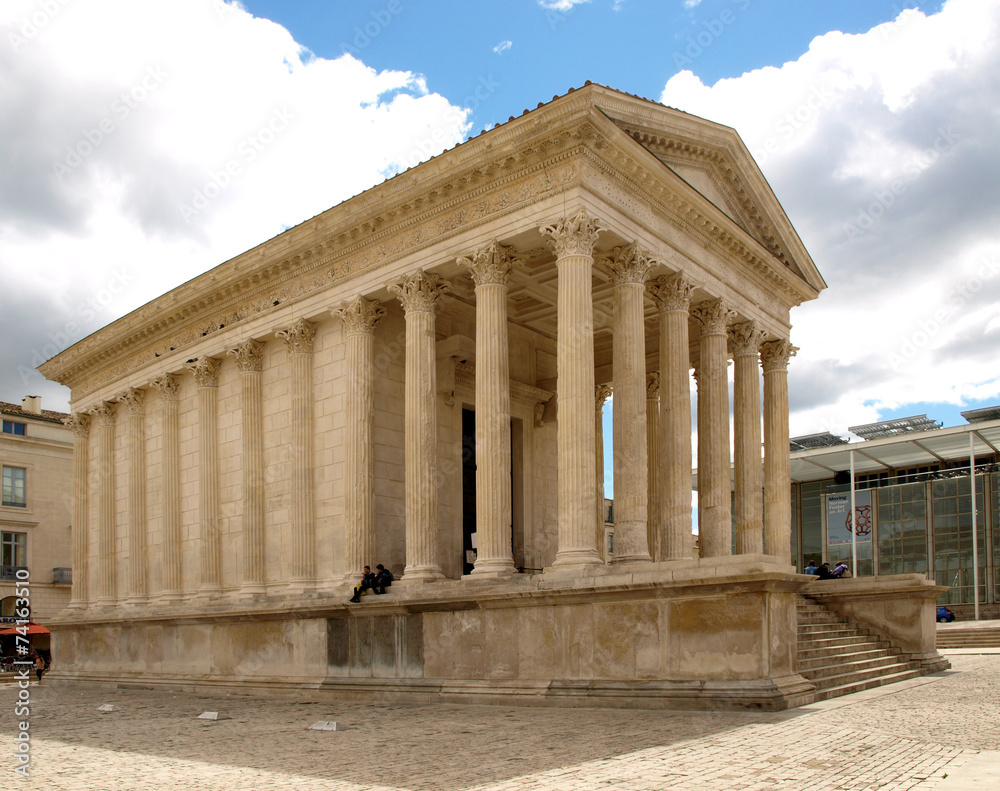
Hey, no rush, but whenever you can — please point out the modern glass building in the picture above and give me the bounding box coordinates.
[789,410,1000,618]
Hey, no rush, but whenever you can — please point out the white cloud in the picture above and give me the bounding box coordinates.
[0,0,470,410]
[661,0,1000,434]
[493,39,512,55]
[538,0,590,12]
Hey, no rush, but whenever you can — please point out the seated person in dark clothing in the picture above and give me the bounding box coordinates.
[349,566,376,603]
[815,562,835,580]
[373,564,393,594]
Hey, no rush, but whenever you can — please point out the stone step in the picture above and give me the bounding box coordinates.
[798,641,888,661]
[799,634,881,651]
[804,658,921,691]
[936,632,1000,648]
[810,666,927,702]
[797,647,894,671]
[799,623,865,636]
[799,652,906,680]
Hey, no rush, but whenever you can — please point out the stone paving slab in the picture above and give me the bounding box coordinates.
[2,653,998,791]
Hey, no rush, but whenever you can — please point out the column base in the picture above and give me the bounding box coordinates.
[468,559,518,577]
[551,548,603,568]
[611,553,653,565]
[400,566,445,583]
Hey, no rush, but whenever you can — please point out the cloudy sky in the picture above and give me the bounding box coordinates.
[2,0,998,450]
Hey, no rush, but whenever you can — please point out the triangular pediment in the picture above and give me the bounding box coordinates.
[584,90,824,294]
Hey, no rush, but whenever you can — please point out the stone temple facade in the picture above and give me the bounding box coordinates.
[39,84,945,709]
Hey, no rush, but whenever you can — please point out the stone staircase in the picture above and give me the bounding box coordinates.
[797,595,929,701]
[935,625,1000,649]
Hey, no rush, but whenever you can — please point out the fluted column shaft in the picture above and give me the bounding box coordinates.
[693,299,736,558]
[187,357,222,592]
[331,302,384,580]
[119,389,147,600]
[595,385,612,556]
[151,374,182,596]
[389,271,451,581]
[277,319,318,584]
[649,274,695,559]
[762,340,797,559]
[541,209,604,567]
[604,244,653,564]
[646,374,660,561]
[458,241,521,576]
[730,322,766,555]
[64,413,90,607]
[90,403,117,603]
[230,340,266,592]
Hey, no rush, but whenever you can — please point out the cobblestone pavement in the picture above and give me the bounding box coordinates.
[2,653,998,791]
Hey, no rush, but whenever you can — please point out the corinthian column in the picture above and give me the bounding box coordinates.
[388,270,451,581]
[330,301,384,582]
[150,374,182,598]
[761,339,798,560]
[88,402,117,604]
[646,373,661,561]
[729,321,766,555]
[186,357,222,593]
[648,274,695,559]
[457,240,521,577]
[692,298,736,558]
[601,243,654,564]
[540,208,603,568]
[276,319,318,587]
[229,339,266,594]
[595,384,612,557]
[64,413,90,608]
[118,388,147,602]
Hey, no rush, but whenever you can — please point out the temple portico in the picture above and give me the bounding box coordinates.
[39,84,943,710]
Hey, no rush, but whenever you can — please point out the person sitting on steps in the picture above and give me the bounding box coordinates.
[373,564,393,594]
[349,566,376,603]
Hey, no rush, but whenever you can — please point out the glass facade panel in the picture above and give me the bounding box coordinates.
[878,482,928,575]
[798,480,828,568]
[932,476,987,605]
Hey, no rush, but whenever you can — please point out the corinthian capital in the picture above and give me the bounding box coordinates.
[185,357,221,388]
[728,321,767,357]
[275,318,318,353]
[117,387,145,416]
[647,273,696,312]
[599,243,658,286]
[388,270,452,314]
[331,298,385,336]
[63,412,91,438]
[88,402,117,427]
[595,383,612,410]
[150,373,180,403]
[646,372,660,399]
[228,339,265,373]
[691,298,736,336]
[760,339,799,373]
[456,240,523,287]
[539,207,605,258]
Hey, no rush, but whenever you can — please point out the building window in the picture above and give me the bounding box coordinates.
[1,531,27,580]
[878,482,928,575]
[1,420,26,436]
[932,476,986,606]
[2,466,26,507]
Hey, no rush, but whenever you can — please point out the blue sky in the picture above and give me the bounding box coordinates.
[3,0,1000,496]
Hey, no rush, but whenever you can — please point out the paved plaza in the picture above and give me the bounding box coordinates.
[2,651,999,791]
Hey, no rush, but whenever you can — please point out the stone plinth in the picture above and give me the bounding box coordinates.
[49,562,816,711]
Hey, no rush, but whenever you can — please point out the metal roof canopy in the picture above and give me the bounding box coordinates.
[789,419,1000,483]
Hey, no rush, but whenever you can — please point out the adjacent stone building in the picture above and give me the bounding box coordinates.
[39,84,945,709]
[1,396,73,657]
